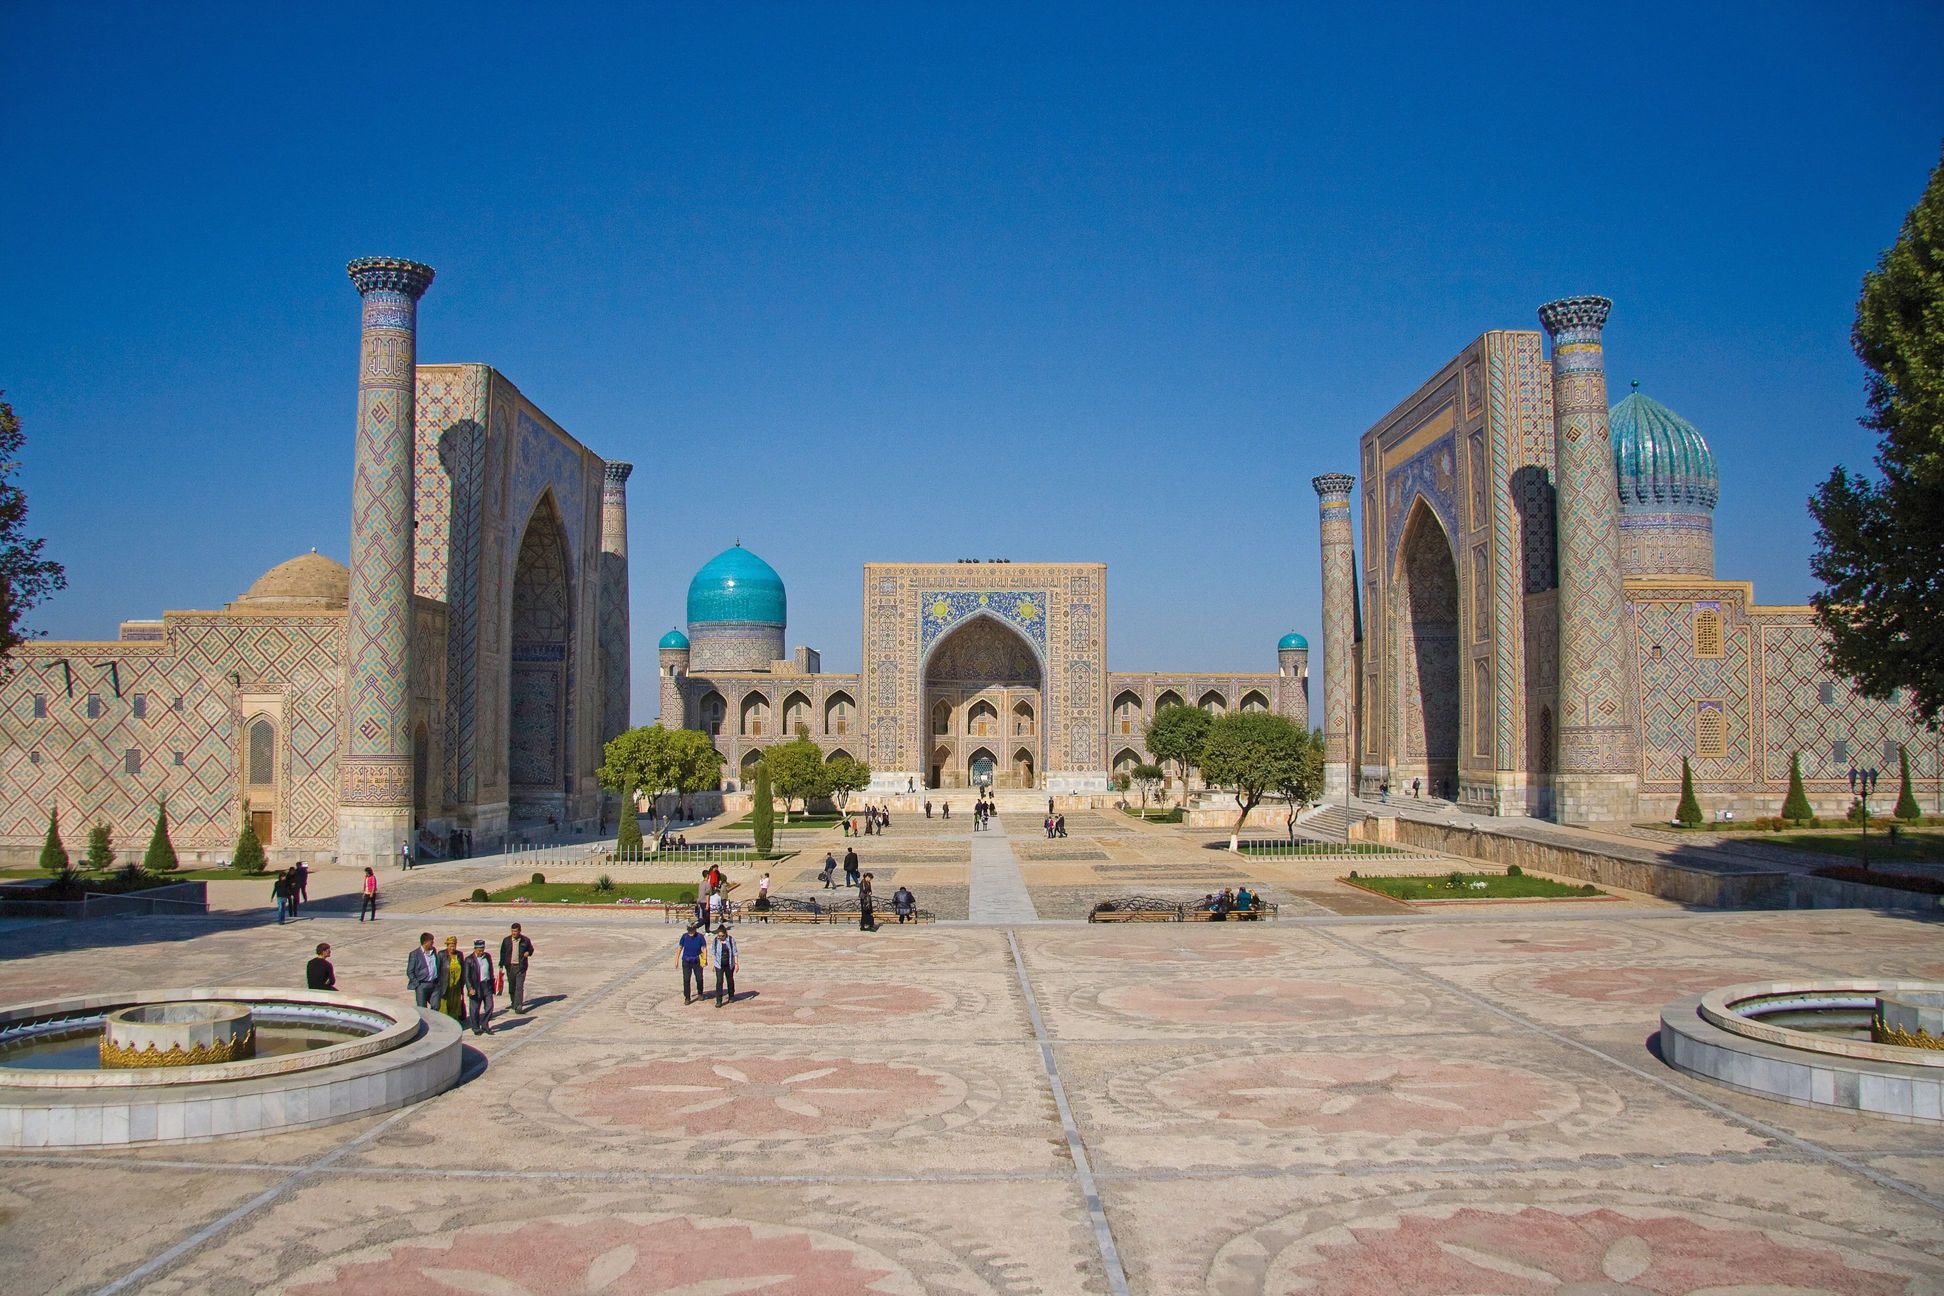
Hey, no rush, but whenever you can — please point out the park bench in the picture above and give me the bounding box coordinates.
[741,897,937,925]
[1184,903,1278,922]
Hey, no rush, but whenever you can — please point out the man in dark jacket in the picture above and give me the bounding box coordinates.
[498,923,535,1014]
[463,939,497,1035]
[306,942,335,990]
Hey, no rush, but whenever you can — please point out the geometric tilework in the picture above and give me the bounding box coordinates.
[414,365,488,807]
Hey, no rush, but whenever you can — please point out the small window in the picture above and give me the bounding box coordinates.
[1693,608,1723,659]
[1695,704,1726,759]
[172,696,184,712]
[1884,741,1901,767]
[86,694,101,719]
[247,718,275,786]
[172,751,185,767]
[132,693,147,719]
[31,694,46,718]
[1818,682,1835,706]
[1831,739,1848,766]
[124,749,142,776]
[28,750,40,765]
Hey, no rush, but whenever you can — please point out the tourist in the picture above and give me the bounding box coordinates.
[892,885,915,923]
[881,808,891,831]
[710,925,739,1006]
[306,942,336,991]
[439,936,467,1023]
[1412,777,1422,799]
[1048,796,1055,816]
[858,871,877,931]
[358,866,378,921]
[292,859,309,908]
[1236,885,1254,915]
[843,846,860,887]
[706,863,723,893]
[708,887,725,927]
[1055,814,1066,838]
[924,800,932,818]
[1045,815,1054,839]
[678,922,707,1004]
[498,923,534,1014]
[693,892,711,930]
[820,852,838,889]
[399,841,413,871]
[272,870,291,924]
[758,872,771,905]
[841,816,850,837]
[463,939,497,1035]
[407,932,442,1009]
[906,776,915,793]
[942,803,950,820]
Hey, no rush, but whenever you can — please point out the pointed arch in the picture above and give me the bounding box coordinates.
[1239,689,1269,713]
[739,691,771,737]
[1012,746,1035,786]
[823,690,855,737]
[510,492,573,821]
[1198,689,1227,714]
[781,690,812,737]
[1112,689,1143,736]
[699,690,727,737]
[1155,689,1185,711]
[1112,747,1142,775]
[1394,498,1461,790]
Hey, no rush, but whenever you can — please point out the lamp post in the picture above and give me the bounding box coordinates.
[1850,764,1880,872]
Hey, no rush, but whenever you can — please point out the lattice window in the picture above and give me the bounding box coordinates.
[1693,607,1724,659]
[1471,544,1491,641]
[1473,659,1492,757]
[172,751,185,767]
[124,749,142,776]
[31,694,45,718]
[247,718,275,786]
[1818,681,1835,706]
[86,694,101,719]
[1695,704,1726,759]
[132,693,147,719]
[1468,431,1488,527]
[1830,739,1848,766]
[1884,741,1901,767]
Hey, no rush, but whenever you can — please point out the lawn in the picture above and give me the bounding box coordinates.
[1343,871,1604,901]
[1120,807,1184,822]
[722,813,847,830]
[0,867,242,883]
[474,881,699,905]
[1764,828,1944,866]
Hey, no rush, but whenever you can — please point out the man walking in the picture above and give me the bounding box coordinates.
[844,846,860,888]
[292,859,309,908]
[407,932,442,1009]
[858,871,877,932]
[399,841,413,870]
[272,870,291,924]
[463,939,497,1035]
[678,922,707,1005]
[820,852,838,889]
[710,925,738,1006]
[306,942,336,990]
[498,922,534,1014]
[358,866,378,921]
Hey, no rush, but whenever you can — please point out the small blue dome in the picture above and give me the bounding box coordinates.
[1610,386,1719,513]
[1278,632,1309,651]
[686,544,786,627]
[658,628,690,650]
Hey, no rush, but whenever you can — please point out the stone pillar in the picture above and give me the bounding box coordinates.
[1538,296,1639,824]
[338,256,435,869]
[1313,473,1358,800]
[598,461,633,748]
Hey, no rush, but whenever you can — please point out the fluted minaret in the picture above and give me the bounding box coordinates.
[1538,296,1639,824]
[1313,473,1358,800]
[338,256,435,868]
[599,461,633,747]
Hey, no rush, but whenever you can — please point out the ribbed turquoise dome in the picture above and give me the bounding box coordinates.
[1278,632,1309,650]
[658,628,690,650]
[685,545,786,626]
[1610,385,1719,512]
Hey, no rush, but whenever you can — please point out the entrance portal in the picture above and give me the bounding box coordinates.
[509,494,573,825]
[1394,501,1460,795]
[924,616,1042,789]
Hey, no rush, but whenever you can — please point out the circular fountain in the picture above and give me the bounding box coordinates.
[0,987,462,1147]
[1660,979,1944,1123]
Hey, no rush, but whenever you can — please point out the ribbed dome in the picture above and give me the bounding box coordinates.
[685,544,786,626]
[658,628,690,650]
[234,551,349,609]
[1278,632,1309,650]
[1610,385,1719,512]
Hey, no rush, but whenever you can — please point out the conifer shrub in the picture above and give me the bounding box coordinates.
[1894,745,1922,821]
[616,799,644,857]
[232,817,267,875]
[751,762,775,855]
[1675,758,1703,826]
[1781,751,1814,822]
[38,808,67,873]
[85,823,115,872]
[143,799,179,872]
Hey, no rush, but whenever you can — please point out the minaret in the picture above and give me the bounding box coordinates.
[598,461,633,747]
[658,630,691,731]
[338,256,435,868]
[1312,473,1358,800]
[1277,633,1311,720]
[1538,296,1639,824]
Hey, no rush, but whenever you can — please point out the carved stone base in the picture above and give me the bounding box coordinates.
[1554,771,1639,825]
[338,805,413,872]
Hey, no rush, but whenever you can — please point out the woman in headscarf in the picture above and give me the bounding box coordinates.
[439,935,467,1022]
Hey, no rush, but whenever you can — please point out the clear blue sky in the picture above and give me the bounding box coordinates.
[4,3,1940,724]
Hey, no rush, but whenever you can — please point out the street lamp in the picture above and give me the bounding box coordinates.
[1850,764,1880,872]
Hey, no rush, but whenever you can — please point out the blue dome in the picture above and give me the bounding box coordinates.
[1610,385,1718,513]
[658,628,690,650]
[1278,632,1309,650]
[685,545,786,627]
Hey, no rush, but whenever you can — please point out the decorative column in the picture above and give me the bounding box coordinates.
[338,256,435,869]
[598,461,633,747]
[1538,296,1639,824]
[1313,473,1358,800]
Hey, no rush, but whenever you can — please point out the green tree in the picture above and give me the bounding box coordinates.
[232,812,267,875]
[0,393,68,664]
[599,725,680,821]
[764,729,831,820]
[37,807,67,872]
[615,796,644,857]
[1782,751,1814,822]
[1894,744,1923,821]
[669,728,727,816]
[1198,711,1315,852]
[143,798,179,872]
[1145,704,1213,795]
[825,753,871,812]
[1675,757,1703,826]
[750,760,774,854]
[85,822,114,872]
[1273,727,1328,836]
[1809,146,1944,724]
[1131,761,1164,810]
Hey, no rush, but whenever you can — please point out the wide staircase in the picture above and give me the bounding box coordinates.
[1296,803,1361,841]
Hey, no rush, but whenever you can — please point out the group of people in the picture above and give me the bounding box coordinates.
[819,847,864,889]
[1197,887,1264,920]
[842,805,892,836]
[922,800,952,819]
[693,862,735,927]
[970,798,998,831]
[678,920,740,1005]
[268,860,309,923]
[1042,813,1067,838]
[404,923,537,1035]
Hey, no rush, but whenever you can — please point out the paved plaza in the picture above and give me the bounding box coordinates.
[2,811,1943,1294]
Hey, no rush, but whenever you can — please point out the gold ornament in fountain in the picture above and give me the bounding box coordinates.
[98,1002,257,1069]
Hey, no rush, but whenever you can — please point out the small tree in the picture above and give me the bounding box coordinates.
[750,761,775,855]
[670,727,727,818]
[1145,704,1213,796]
[1198,711,1313,852]
[599,724,679,825]
[143,798,179,872]
[1274,727,1328,837]
[1894,744,1922,821]
[1675,757,1703,826]
[232,814,267,875]
[615,795,644,857]
[37,807,67,872]
[825,753,871,812]
[84,822,114,872]
[764,729,831,820]
[1132,762,1164,811]
[1782,750,1814,822]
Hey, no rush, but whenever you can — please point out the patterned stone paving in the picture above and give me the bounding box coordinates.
[1,901,1941,1293]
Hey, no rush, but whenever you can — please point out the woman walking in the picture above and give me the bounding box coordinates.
[438,935,467,1024]
[358,867,378,922]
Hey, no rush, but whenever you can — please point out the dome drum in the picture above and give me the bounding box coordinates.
[1609,388,1719,578]
[232,552,350,610]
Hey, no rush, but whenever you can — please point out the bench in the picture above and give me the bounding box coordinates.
[1091,908,1181,923]
[1185,904,1278,922]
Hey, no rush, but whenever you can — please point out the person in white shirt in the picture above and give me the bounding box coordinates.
[710,928,738,1006]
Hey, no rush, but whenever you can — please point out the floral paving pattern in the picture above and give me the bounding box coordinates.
[1388,924,1648,959]
[1061,933,1294,964]
[281,1214,919,1295]
[1531,964,1744,1006]
[556,1056,965,1138]
[1095,977,1400,1027]
[634,981,954,1026]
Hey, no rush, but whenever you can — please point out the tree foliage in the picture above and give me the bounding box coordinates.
[825,753,871,811]
[616,795,644,855]
[1131,762,1164,809]
[38,807,67,872]
[763,730,831,819]
[1675,757,1702,826]
[1198,711,1318,851]
[750,761,774,854]
[1782,751,1814,822]
[599,724,680,810]
[1145,704,1212,791]
[0,393,67,663]
[143,799,179,872]
[232,813,267,875]
[1809,145,1944,725]
[1895,744,1923,821]
[85,822,114,872]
